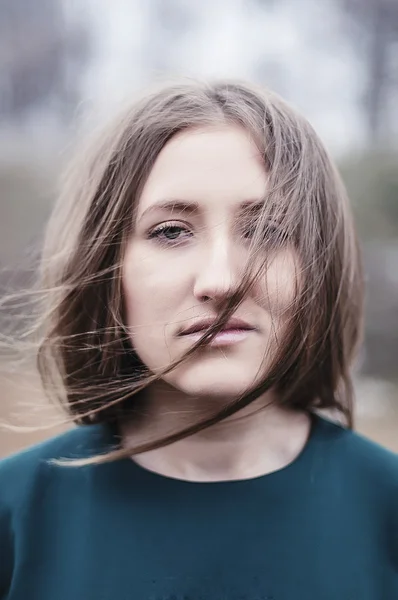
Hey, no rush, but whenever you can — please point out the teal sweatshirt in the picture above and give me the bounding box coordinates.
[1,414,398,600]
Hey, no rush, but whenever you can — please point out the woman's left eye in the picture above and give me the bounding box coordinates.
[240,220,281,242]
[241,222,256,239]
[147,222,193,246]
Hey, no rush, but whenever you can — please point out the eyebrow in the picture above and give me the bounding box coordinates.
[137,200,200,222]
[137,198,266,222]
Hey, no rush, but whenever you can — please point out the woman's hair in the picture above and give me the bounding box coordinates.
[31,80,363,461]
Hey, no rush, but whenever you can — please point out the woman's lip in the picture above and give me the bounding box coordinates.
[179,319,254,336]
[180,328,255,347]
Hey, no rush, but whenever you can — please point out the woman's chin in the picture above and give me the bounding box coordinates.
[164,361,264,400]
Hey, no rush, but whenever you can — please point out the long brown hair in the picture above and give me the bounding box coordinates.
[34,80,363,462]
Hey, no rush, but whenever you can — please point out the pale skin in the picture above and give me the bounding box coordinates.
[121,124,311,482]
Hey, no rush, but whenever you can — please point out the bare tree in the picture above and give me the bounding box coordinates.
[0,0,91,122]
[339,0,398,146]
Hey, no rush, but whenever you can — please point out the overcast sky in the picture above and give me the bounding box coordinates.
[0,0,366,158]
[80,0,365,156]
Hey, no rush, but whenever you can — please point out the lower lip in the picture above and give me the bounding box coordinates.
[181,328,254,347]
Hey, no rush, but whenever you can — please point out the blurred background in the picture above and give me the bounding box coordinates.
[0,0,397,457]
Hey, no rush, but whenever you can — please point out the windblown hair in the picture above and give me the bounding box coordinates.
[35,80,363,462]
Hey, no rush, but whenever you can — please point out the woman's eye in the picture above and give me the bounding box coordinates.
[241,221,279,241]
[148,223,193,245]
[241,223,256,239]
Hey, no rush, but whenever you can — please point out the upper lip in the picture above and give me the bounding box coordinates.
[179,317,255,336]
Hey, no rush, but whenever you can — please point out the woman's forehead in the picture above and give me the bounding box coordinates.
[136,125,267,220]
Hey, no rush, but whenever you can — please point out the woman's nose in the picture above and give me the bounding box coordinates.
[193,239,240,303]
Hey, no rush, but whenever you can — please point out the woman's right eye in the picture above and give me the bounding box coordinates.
[147,222,193,246]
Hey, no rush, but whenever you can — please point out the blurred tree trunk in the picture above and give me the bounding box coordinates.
[366,0,388,145]
[0,0,91,122]
[340,0,398,147]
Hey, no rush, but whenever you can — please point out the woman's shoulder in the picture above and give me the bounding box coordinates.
[0,424,107,508]
[316,414,398,488]
[0,423,107,467]
[0,425,110,595]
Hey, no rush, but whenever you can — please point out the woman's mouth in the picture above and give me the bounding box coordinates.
[178,318,256,347]
[185,328,254,347]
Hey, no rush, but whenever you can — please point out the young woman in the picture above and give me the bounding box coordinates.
[0,80,397,600]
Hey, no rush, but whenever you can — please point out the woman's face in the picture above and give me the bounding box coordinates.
[123,125,298,398]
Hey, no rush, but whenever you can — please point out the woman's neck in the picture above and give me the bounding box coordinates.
[120,385,312,482]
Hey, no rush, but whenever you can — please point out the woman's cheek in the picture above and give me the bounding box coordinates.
[258,249,299,315]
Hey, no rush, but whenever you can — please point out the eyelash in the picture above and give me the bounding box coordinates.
[147,222,193,246]
[147,220,282,247]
